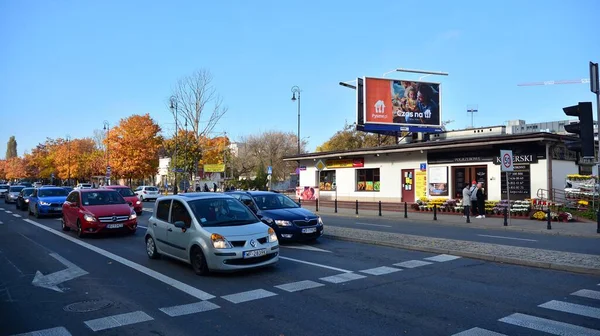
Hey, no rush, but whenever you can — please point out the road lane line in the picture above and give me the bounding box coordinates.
[275,280,324,293]
[320,272,366,284]
[279,256,352,273]
[159,301,220,317]
[0,220,3,225]
[22,218,215,300]
[539,300,600,319]
[499,312,600,336]
[13,214,21,218]
[280,244,331,253]
[360,266,402,276]
[572,289,600,300]
[84,311,153,332]
[424,254,461,262]
[477,234,537,242]
[452,327,507,336]
[354,222,392,228]
[5,210,12,214]
[11,326,72,336]
[394,260,433,268]
[0,207,4,210]
[221,289,277,304]
[137,225,147,230]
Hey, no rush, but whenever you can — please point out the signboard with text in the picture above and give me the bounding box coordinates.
[203,164,225,173]
[325,158,364,169]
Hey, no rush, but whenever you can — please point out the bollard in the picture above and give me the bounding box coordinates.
[378,201,382,216]
[334,199,338,213]
[355,200,359,215]
[404,202,408,218]
[466,206,470,223]
[597,209,600,234]
[546,208,552,230]
[503,207,508,226]
[433,205,437,221]
[316,199,319,212]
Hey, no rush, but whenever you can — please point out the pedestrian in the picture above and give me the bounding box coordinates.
[476,182,486,218]
[462,183,471,218]
[203,183,209,192]
[195,184,201,192]
[469,180,478,216]
[213,183,217,193]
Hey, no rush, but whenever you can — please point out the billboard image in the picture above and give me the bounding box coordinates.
[363,77,441,128]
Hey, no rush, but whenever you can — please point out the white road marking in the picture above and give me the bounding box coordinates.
[275,280,325,293]
[572,289,600,300]
[539,300,600,319]
[477,234,537,242]
[55,218,62,221]
[222,289,277,304]
[279,256,352,273]
[13,214,21,218]
[499,312,600,336]
[11,326,72,336]
[394,260,433,268]
[137,225,147,230]
[0,207,4,210]
[0,220,3,225]
[424,254,461,262]
[5,210,12,214]
[84,311,154,332]
[355,222,392,228]
[452,327,507,336]
[159,301,220,317]
[143,208,153,212]
[31,253,89,292]
[360,266,402,276]
[280,244,331,253]
[320,272,366,284]
[22,218,215,300]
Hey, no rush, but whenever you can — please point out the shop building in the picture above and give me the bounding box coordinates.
[284,127,584,203]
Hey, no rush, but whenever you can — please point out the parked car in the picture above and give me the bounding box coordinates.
[19,182,33,188]
[74,183,93,190]
[0,184,9,198]
[5,185,25,204]
[33,182,43,188]
[145,193,279,275]
[226,191,324,241]
[63,187,74,193]
[102,185,142,215]
[135,186,160,202]
[28,187,69,218]
[16,187,35,211]
[61,189,138,237]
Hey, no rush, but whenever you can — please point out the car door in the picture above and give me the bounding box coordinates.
[28,189,38,212]
[166,200,193,259]
[64,192,79,226]
[151,199,172,254]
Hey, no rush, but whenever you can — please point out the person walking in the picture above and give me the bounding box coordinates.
[462,183,471,218]
[476,182,486,218]
[469,180,478,216]
[213,183,218,193]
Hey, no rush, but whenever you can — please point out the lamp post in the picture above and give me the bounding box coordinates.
[291,86,301,187]
[66,135,71,186]
[184,119,188,193]
[170,96,179,195]
[103,121,110,185]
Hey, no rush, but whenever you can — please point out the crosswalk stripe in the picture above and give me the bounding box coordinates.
[13,214,21,218]
[5,210,12,214]
[319,272,366,284]
[10,326,72,336]
[572,289,600,301]
[221,289,277,304]
[394,260,433,268]
[451,327,507,336]
[84,311,153,332]
[539,300,600,319]
[499,312,600,336]
[424,254,461,262]
[360,266,402,276]
[275,280,324,292]
[159,301,220,317]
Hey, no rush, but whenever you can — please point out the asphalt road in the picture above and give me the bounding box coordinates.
[0,204,599,336]
[317,213,600,255]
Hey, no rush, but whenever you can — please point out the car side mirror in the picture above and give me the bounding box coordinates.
[174,221,186,229]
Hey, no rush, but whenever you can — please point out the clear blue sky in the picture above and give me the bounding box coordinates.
[1,0,599,157]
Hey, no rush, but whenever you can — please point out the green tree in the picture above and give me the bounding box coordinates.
[6,136,17,159]
[316,122,397,152]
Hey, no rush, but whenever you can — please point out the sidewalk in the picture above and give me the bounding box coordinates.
[302,205,600,238]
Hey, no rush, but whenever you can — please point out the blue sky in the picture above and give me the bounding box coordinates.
[1,0,599,157]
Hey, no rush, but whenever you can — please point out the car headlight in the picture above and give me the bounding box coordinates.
[268,227,278,243]
[129,209,137,220]
[40,201,51,206]
[211,233,232,249]
[83,214,96,222]
[261,216,274,224]
[274,220,292,227]
[25,199,29,203]
[318,216,323,225]
[135,200,141,205]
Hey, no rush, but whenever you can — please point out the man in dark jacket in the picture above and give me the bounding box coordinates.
[476,182,486,218]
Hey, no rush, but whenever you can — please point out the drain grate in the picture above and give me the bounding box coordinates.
[63,299,113,313]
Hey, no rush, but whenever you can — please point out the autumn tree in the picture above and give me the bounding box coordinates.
[162,129,204,178]
[0,160,6,180]
[5,157,26,180]
[6,136,17,159]
[53,138,103,182]
[105,114,162,180]
[316,122,397,152]
[24,140,56,179]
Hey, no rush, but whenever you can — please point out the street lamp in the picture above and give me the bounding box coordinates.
[103,121,110,185]
[170,96,179,195]
[184,119,188,193]
[66,135,71,186]
[291,86,301,187]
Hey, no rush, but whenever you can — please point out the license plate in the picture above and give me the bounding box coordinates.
[243,249,267,259]
[107,224,123,229]
[302,227,317,234]
[52,207,62,211]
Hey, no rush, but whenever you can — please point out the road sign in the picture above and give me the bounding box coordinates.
[500,150,514,172]
[267,166,272,175]
[419,163,427,171]
[315,160,326,171]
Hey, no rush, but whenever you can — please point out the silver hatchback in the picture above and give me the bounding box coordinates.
[145,193,279,275]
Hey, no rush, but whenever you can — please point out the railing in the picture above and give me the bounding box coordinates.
[535,187,598,212]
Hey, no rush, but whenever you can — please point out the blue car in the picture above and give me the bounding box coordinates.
[28,187,69,218]
[227,191,323,241]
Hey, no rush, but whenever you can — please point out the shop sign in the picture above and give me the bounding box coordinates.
[493,154,537,165]
[325,158,364,168]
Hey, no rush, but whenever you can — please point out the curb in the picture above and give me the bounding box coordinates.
[323,233,600,276]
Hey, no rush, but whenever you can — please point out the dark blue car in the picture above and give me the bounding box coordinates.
[227,191,323,241]
[28,187,69,218]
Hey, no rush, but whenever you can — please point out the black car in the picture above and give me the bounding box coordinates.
[227,191,323,241]
[16,187,35,211]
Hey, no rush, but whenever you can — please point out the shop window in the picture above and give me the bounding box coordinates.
[356,168,380,191]
[319,170,336,191]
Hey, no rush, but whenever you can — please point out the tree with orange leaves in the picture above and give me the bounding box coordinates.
[0,160,6,180]
[5,157,26,180]
[105,114,162,180]
[199,136,230,165]
[53,137,102,181]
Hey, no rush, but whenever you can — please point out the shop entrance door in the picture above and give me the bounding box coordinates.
[452,166,487,200]
[401,169,415,203]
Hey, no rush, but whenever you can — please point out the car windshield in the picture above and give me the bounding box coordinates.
[9,186,24,192]
[145,187,158,191]
[116,188,135,197]
[252,194,299,210]
[81,190,126,206]
[38,188,69,197]
[187,198,258,227]
[22,188,34,196]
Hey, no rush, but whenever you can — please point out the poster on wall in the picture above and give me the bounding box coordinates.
[296,186,319,200]
[415,171,427,200]
[428,166,448,196]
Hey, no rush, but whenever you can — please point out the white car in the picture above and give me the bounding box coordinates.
[135,186,160,202]
[74,183,93,190]
[144,193,279,275]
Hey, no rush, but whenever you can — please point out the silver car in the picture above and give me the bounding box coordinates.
[145,193,279,275]
[5,185,24,204]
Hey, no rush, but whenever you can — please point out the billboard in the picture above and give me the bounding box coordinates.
[203,164,225,172]
[358,77,443,133]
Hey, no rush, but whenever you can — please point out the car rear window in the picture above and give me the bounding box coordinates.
[9,186,24,192]
[146,187,158,191]
[117,188,135,197]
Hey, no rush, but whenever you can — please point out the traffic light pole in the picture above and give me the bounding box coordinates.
[590,61,600,233]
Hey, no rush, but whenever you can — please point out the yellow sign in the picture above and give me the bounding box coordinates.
[203,164,225,173]
[415,171,427,199]
[315,160,326,171]
[324,158,364,169]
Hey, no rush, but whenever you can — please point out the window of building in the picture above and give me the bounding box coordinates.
[356,168,380,191]
[319,170,336,191]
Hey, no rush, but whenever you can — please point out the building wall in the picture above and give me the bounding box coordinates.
[551,160,578,190]
[530,159,549,200]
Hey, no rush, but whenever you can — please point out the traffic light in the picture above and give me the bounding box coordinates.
[563,102,595,158]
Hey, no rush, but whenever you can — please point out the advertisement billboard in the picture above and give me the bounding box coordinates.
[358,77,442,133]
[203,164,225,173]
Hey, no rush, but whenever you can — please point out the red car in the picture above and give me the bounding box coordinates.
[103,185,143,215]
[61,189,138,237]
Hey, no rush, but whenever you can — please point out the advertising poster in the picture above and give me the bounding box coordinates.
[296,186,319,200]
[415,171,427,199]
[428,166,448,196]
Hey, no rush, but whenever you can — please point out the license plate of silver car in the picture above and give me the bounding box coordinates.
[243,249,266,259]
[302,227,317,234]
[107,224,123,229]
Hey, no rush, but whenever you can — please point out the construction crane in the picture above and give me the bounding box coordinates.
[517,78,590,86]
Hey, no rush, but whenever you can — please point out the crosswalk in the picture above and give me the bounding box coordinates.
[452,286,600,336]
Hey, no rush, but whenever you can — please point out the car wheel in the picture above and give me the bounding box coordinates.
[61,216,70,231]
[34,205,41,218]
[146,236,159,259]
[190,246,209,276]
[76,220,85,238]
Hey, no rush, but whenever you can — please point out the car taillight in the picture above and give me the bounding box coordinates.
[143,191,147,194]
